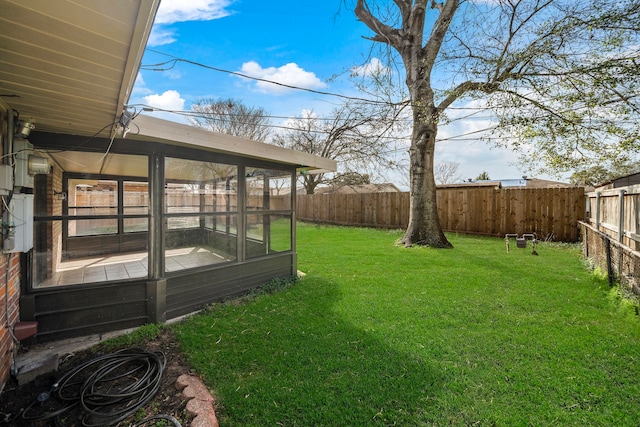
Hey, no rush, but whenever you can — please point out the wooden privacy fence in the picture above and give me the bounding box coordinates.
[580,221,640,296]
[585,184,640,251]
[296,186,586,242]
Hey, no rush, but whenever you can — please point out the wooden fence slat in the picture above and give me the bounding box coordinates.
[297,187,585,242]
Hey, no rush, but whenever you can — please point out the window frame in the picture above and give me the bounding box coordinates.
[244,167,295,259]
[62,173,150,243]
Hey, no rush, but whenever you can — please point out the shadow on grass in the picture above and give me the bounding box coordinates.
[174,278,443,426]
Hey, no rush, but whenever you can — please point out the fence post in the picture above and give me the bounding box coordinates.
[604,238,614,287]
[618,189,626,243]
[595,192,601,230]
[582,223,589,257]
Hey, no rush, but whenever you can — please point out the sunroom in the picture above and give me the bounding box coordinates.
[18,115,334,342]
[0,0,335,346]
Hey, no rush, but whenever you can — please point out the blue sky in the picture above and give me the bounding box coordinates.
[131,0,546,187]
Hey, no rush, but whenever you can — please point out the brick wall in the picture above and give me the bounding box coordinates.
[0,252,21,391]
[0,107,20,392]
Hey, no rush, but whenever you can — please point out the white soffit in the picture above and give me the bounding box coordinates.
[0,0,159,137]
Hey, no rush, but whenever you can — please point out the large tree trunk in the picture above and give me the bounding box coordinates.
[399,120,452,248]
[303,174,322,195]
[355,0,458,248]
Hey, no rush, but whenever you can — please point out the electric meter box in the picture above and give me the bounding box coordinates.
[4,194,34,253]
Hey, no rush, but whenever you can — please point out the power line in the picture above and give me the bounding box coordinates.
[127,103,507,124]
[140,50,538,113]
[127,103,402,123]
[141,49,640,118]
[129,104,508,144]
[142,49,403,107]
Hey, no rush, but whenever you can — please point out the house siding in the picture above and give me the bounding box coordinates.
[17,254,295,343]
[21,280,148,342]
[166,254,295,319]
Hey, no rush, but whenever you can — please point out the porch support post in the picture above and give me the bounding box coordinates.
[149,153,164,278]
[146,279,166,324]
[237,165,245,262]
[291,171,297,276]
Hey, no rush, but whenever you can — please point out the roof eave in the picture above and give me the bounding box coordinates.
[129,114,337,172]
[115,0,161,131]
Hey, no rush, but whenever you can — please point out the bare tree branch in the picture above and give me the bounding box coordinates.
[352,0,640,247]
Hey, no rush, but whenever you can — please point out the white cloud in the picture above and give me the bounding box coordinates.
[163,69,183,80]
[132,73,153,95]
[147,28,178,47]
[135,73,145,87]
[277,109,318,129]
[239,61,327,94]
[141,90,186,122]
[297,109,318,119]
[351,58,389,78]
[154,0,235,24]
[143,90,185,110]
[148,0,234,47]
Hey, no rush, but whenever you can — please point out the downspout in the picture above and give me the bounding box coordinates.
[7,108,14,164]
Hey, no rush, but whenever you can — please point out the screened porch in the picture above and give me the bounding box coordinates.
[32,145,294,290]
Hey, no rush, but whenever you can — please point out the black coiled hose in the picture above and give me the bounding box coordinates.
[21,348,168,426]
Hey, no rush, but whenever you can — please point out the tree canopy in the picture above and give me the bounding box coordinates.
[475,171,491,181]
[434,161,462,184]
[271,101,402,194]
[354,0,640,247]
[570,161,640,187]
[189,97,272,142]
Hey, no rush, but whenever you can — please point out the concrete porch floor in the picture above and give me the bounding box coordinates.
[38,246,232,287]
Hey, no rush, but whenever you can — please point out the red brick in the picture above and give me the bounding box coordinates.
[176,374,219,427]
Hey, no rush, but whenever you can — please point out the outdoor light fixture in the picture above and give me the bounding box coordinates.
[15,120,35,138]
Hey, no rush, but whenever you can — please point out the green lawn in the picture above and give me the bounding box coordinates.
[173,224,640,426]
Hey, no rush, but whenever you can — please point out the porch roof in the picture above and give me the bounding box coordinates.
[130,114,337,172]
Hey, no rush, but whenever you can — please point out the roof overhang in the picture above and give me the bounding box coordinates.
[1,0,336,174]
[0,0,159,137]
[130,114,337,172]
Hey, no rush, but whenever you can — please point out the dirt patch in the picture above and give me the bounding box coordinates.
[0,328,196,426]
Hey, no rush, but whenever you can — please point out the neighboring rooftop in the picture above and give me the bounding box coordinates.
[594,172,640,191]
[314,183,402,194]
[445,177,576,189]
